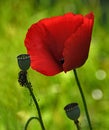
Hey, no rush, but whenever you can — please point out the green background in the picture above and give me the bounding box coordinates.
[0,0,109,130]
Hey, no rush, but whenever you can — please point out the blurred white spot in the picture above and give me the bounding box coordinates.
[92,89,103,100]
[95,69,106,80]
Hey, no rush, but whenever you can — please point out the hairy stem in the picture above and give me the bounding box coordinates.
[25,81,45,130]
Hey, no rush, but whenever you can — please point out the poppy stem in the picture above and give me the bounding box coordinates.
[74,120,80,130]
[73,69,92,130]
[24,117,40,130]
[17,54,45,130]
[25,80,46,130]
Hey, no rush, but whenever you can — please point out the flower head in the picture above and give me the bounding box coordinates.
[64,103,80,121]
[25,12,94,76]
[17,54,30,71]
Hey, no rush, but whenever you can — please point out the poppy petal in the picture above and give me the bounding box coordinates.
[39,13,83,60]
[63,13,94,72]
[25,23,63,76]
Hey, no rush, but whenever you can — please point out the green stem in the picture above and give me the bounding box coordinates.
[73,69,92,130]
[74,120,80,130]
[25,81,45,130]
[25,117,40,130]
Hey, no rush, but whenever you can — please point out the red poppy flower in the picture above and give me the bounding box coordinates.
[24,12,94,76]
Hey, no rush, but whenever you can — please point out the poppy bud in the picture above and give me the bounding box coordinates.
[17,54,30,71]
[64,103,80,121]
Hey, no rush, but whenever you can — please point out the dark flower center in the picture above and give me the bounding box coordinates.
[59,58,64,64]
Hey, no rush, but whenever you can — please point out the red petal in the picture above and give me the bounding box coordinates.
[39,13,83,60]
[30,52,63,76]
[63,13,94,72]
[25,23,63,76]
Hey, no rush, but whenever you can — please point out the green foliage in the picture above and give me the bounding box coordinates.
[0,0,109,130]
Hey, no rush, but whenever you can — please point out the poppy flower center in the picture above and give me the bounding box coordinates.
[59,58,64,64]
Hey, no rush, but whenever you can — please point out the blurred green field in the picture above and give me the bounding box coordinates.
[0,0,109,130]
